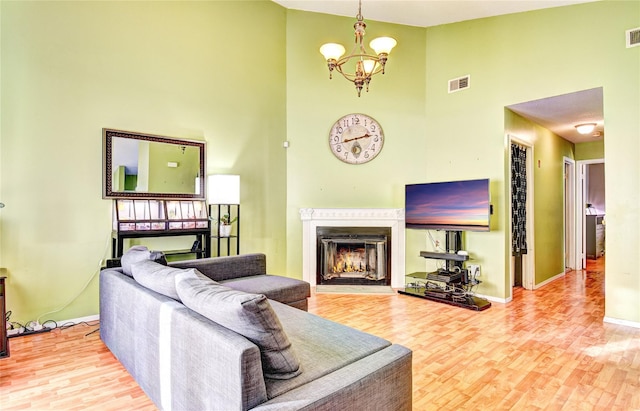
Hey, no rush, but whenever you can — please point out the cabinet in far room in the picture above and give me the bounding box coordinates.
[586,215,605,259]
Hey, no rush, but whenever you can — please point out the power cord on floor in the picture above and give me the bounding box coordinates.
[6,310,100,338]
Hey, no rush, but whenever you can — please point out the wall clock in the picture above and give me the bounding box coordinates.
[328,113,384,164]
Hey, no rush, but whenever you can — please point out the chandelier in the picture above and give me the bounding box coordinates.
[319,0,397,97]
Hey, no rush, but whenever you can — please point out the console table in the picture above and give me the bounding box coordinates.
[111,228,211,259]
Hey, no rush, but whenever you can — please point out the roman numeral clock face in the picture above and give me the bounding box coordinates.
[328,113,384,164]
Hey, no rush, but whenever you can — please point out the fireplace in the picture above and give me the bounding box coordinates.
[317,227,391,285]
[300,208,405,288]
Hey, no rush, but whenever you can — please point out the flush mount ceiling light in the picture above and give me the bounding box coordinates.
[319,0,397,97]
[575,123,596,134]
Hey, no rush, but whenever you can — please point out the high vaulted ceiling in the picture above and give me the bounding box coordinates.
[273,0,604,144]
[271,0,598,28]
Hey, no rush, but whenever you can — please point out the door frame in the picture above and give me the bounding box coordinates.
[507,134,535,291]
[564,157,576,271]
[575,158,605,270]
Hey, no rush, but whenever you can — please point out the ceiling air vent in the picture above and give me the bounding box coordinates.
[448,75,470,93]
[627,27,640,48]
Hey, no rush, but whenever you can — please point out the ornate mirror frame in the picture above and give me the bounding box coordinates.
[103,128,206,199]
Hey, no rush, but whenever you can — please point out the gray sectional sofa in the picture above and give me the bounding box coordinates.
[100,250,412,410]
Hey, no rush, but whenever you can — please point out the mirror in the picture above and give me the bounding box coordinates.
[103,128,205,199]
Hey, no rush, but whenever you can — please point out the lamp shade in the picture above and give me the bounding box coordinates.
[369,37,397,55]
[320,43,346,60]
[207,174,240,204]
[362,59,377,74]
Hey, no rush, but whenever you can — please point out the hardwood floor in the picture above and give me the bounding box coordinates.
[2,258,639,410]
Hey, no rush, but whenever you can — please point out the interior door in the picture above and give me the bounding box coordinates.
[578,163,587,270]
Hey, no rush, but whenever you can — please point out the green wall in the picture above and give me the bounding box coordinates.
[421,0,638,309]
[0,0,287,323]
[2,0,639,326]
[576,140,605,160]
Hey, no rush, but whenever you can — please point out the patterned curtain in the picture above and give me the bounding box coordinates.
[511,143,528,256]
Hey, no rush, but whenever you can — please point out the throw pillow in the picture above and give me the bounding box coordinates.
[132,260,206,301]
[120,245,167,277]
[175,272,302,380]
[120,246,151,276]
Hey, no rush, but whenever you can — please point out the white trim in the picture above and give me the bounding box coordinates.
[300,208,405,288]
[563,157,576,271]
[476,293,509,304]
[577,162,586,269]
[507,135,535,291]
[43,314,99,329]
[534,271,565,289]
[603,317,640,329]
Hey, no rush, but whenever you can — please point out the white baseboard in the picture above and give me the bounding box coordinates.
[534,271,565,289]
[603,316,640,329]
[475,293,509,304]
[45,314,100,329]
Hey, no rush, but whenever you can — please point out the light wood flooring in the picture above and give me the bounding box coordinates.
[2,258,639,410]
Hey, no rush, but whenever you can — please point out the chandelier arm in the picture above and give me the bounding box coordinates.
[335,53,380,66]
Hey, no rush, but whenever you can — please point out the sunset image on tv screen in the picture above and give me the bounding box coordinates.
[405,179,490,231]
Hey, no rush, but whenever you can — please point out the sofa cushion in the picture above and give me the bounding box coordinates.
[131,260,205,301]
[121,245,167,277]
[264,300,392,399]
[175,272,301,380]
[221,275,310,306]
[169,253,266,282]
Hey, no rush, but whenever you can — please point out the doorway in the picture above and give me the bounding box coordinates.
[575,159,605,270]
[508,135,534,291]
[506,87,604,295]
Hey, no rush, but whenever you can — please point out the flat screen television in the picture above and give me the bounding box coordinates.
[405,178,490,231]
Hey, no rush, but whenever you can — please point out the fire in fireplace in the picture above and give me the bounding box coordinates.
[316,227,391,285]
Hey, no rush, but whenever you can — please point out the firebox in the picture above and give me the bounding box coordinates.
[316,226,391,286]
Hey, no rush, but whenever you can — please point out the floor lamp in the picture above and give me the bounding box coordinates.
[207,174,240,256]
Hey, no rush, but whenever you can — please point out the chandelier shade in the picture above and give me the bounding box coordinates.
[319,43,346,61]
[369,37,397,55]
[319,0,397,96]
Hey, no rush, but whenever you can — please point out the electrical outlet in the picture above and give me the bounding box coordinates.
[468,264,480,279]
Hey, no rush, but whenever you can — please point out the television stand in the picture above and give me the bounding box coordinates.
[399,271,491,311]
[398,231,491,311]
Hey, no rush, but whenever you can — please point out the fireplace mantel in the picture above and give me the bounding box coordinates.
[300,208,405,288]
